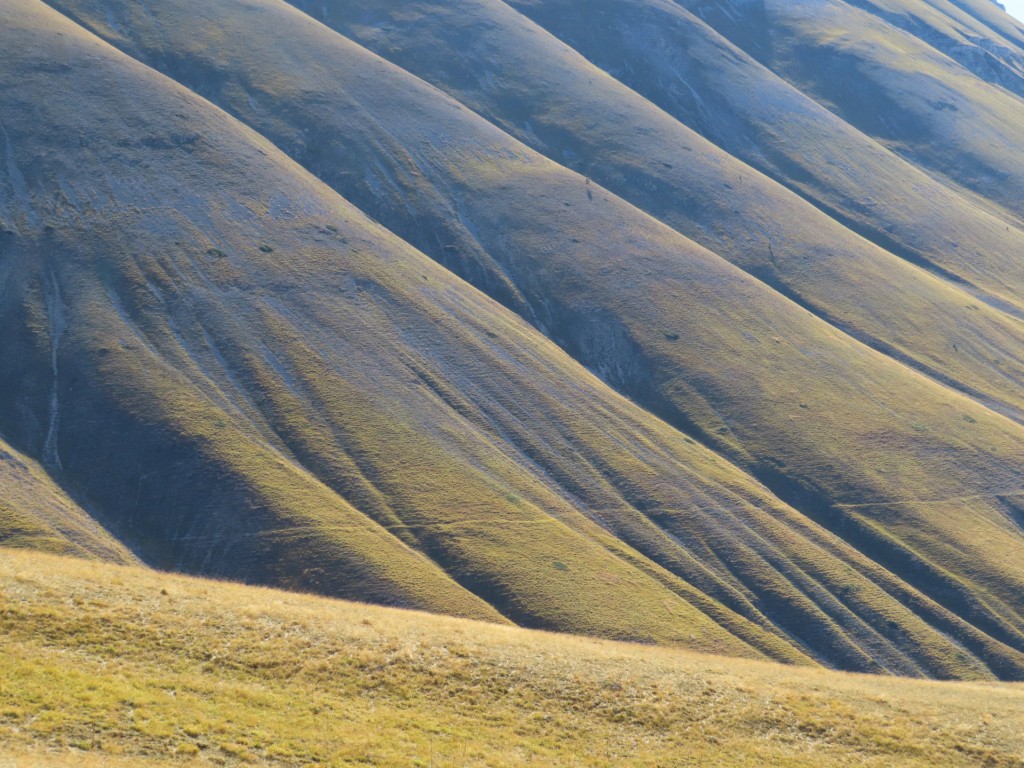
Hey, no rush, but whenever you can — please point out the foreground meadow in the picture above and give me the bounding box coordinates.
[1,549,1022,767]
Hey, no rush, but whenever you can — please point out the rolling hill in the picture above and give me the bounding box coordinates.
[3,549,1024,767]
[4,0,1024,693]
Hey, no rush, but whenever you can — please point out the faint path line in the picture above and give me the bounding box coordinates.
[835,489,1024,510]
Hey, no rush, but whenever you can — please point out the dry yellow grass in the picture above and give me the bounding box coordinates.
[2,549,1023,767]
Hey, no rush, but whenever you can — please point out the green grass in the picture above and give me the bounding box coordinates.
[177,0,1024,637]
[2,549,1024,767]
[503,0,1024,412]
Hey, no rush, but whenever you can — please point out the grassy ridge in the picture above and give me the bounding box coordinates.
[0,0,807,661]
[0,437,135,564]
[503,0,1024,415]
[3,549,1024,767]
[292,0,1024,338]
[841,0,1024,98]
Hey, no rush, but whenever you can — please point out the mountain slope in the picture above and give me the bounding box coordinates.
[513,0,1024,292]
[10,0,819,657]
[683,0,1024,224]
[20,0,1008,675]
[296,0,1024,314]
[0,436,136,563]
[5,0,1024,680]
[9,0,971,670]
[498,0,1024,317]
[0,0,1007,679]
[93,0,1024,671]
[842,0,1024,97]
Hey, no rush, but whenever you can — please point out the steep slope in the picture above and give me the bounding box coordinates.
[271,0,1024,427]
[284,0,1024,325]
[683,0,1024,223]
[140,0,1024,661]
[285,0,1024,374]
[495,0,1024,420]
[8,0,980,670]
[4,550,1024,768]
[7,0,809,656]
[0,435,136,563]
[16,0,1024,678]
[953,0,1024,48]
[13,0,1001,676]
[498,0,1024,318]
[842,0,1024,96]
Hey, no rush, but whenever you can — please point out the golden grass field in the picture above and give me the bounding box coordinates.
[2,549,1023,767]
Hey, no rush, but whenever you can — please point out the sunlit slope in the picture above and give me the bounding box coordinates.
[288,0,1024,325]
[839,0,1024,96]
[499,0,1024,423]
[503,0,1024,317]
[2,0,961,670]
[274,0,1024,427]
[15,0,1017,677]
[5,551,1024,768]
[947,0,1024,48]
[0,436,136,563]
[7,0,831,656]
[27,0,1024,678]
[686,0,1024,224]
[178,0,1024,663]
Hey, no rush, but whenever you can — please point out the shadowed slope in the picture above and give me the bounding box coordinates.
[1,0,847,666]
[953,0,1024,48]
[841,0,1024,96]
[31,0,1024,678]
[0,436,137,563]
[289,0,1024,318]
[10,0,1024,677]
[498,0,1024,419]
[9,0,980,675]
[684,0,1024,224]
[146,0,1024,663]
[270,0,1024,429]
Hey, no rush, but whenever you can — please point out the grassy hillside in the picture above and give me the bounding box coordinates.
[503,0,1024,319]
[842,0,1024,97]
[7,0,1024,682]
[12,0,1024,678]
[3,549,1024,767]
[49,0,1024,433]
[6,0,804,657]
[291,0,1024,319]
[689,0,1024,223]
[50,0,1024,673]
[0,436,135,563]
[506,0,1024,303]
